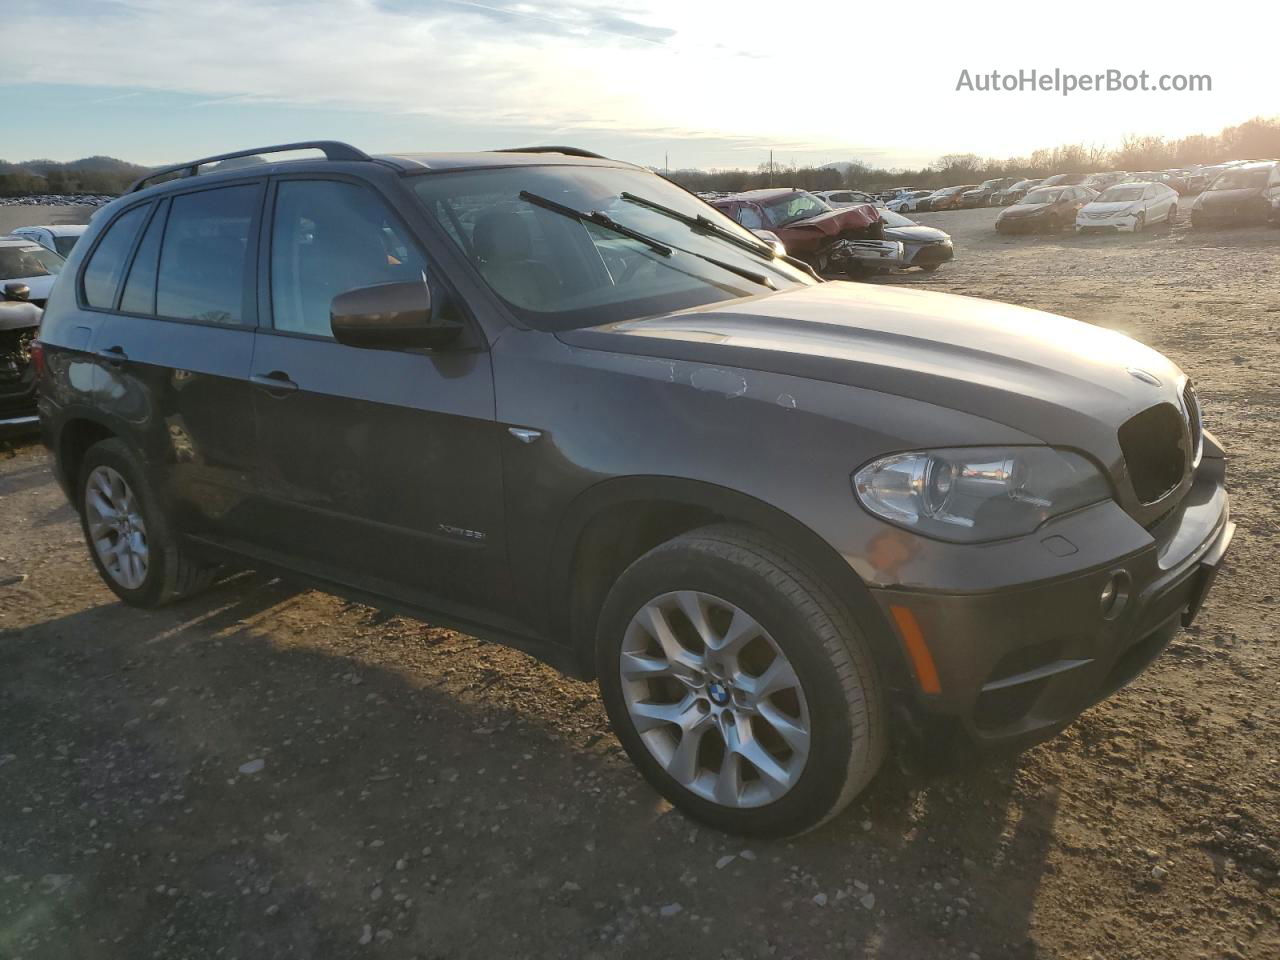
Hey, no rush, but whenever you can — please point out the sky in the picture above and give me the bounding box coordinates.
[2,0,1273,171]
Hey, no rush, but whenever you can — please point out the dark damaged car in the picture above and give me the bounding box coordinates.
[36,142,1234,836]
[710,188,901,276]
[1,293,42,431]
[1191,161,1280,228]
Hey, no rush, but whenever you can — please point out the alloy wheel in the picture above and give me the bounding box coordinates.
[619,591,811,808]
[84,465,149,590]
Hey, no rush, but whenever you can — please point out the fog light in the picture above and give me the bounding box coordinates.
[1100,572,1130,620]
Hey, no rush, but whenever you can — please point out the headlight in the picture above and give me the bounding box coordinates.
[852,446,1110,543]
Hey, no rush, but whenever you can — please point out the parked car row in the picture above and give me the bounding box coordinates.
[0,194,116,208]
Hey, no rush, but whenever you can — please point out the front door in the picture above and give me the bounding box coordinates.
[248,176,508,615]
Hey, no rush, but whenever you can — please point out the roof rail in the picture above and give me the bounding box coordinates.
[127,140,371,193]
[494,145,610,160]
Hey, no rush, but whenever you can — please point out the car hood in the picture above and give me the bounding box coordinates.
[559,282,1186,483]
[0,300,42,331]
[775,204,881,238]
[1000,202,1052,218]
[883,224,949,243]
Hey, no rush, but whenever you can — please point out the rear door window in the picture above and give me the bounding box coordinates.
[156,185,259,325]
[82,204,149,308]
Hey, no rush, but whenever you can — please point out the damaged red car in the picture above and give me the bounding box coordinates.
[710,188,899,276]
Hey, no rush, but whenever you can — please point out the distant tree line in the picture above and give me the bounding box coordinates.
[665,116,1280,193]
[3,115,1277,199]
[0,156,149,198]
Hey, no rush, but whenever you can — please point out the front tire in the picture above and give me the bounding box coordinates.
[596,525,886,836]
[78,438,216,607]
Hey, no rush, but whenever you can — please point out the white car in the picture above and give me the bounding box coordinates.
[1075,181,1179,233]
[0,237,66,306]
[812,189,886,209]
[887,190,934,212]
[10,224,87,258]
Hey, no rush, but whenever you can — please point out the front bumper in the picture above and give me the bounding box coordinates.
[994,216,1048,233]
[1076,213,1141,233]
[905,241,954,267]
[869,453,1233,751]
[827,239,906,270]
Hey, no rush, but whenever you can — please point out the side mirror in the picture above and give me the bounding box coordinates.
[330,281,463,351]
[3,282,30,302]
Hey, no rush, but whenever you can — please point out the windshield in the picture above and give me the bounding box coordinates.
[1211,168,1269,190]
[0,244,63,281]
[760,192,832,226]
[878,209,916,227]
[1022,189,1063,205]
[411,166,814,332]
[53,235,80,257]
[1098,186,1145,203]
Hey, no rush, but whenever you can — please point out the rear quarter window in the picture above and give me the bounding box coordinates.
[81,204,150,308]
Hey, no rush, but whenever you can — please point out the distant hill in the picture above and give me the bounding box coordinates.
[0,156,149,197]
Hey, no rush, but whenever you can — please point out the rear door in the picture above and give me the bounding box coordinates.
[92,180,264,541]
[248,175,508,614]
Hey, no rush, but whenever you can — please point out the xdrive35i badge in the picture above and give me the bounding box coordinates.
[437,524,487,542]
[1126,367,1162,386]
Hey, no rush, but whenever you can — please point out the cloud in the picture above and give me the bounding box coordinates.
[5,0,1273,169]
[381,0,676,44]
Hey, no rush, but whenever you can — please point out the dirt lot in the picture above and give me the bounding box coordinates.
[1,204,1277,960]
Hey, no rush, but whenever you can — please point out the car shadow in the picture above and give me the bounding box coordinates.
[0,572,1057,959]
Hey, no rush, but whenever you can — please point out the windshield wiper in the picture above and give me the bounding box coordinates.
[520,190,775,289]
[619,192,775,258]
[520,191,672,257]
[618,192,819,280]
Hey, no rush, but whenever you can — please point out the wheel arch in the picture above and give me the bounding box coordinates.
[552,476,904,685]
[54,415,118,505]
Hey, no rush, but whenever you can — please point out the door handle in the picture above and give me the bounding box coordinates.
[97,345,128,364]
[250,371,299,394]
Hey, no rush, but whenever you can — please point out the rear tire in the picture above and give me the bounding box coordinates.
[77,438,216,607]
[596,524,886,836]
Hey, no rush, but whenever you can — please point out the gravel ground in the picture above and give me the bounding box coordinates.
[1,204,1277,960]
